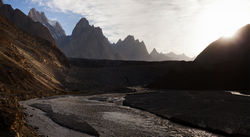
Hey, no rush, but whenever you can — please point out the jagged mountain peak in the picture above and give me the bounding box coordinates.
[151,48,159,55]
[115,35,150,60]
[29,8,37,14]
[28,8,66,40]
[77,18,90,27]
[28,8,48,23]
[124,35,135,42]
[122,35,146,47]
[117,39,122,44]
[72,18,92,36]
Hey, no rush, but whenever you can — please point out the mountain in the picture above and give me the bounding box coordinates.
[166,52,193,61]
[150,48,193,61]
[0,4,69,136]
[149,24,250,90]
[60,18,117,59]
[114,35,151,61]
[195,24,250,65]
[28,8,66,41]
[29,10,190,61]
[0,5,55,44]
[0,0,3,6]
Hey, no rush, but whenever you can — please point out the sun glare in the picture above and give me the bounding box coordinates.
[194,0,250,51]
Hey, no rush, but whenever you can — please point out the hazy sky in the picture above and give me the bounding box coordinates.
[4,0,250,56]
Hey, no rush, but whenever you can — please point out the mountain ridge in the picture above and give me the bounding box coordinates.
[28,8,192,61]
[0,5,55,44]
[28,8,66,41]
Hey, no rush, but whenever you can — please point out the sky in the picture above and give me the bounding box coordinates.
[3,0,250,57]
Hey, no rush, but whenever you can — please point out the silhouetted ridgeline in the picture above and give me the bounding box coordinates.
[149,24,250,90]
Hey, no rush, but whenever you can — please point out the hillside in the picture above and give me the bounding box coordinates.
[0,4,69,136]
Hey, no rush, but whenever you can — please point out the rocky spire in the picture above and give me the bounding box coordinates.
[28,8,66,40]
[77,18,90,28]
[72,18,92,36]
[150,48,158,55]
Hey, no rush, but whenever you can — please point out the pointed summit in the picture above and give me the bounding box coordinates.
[115,35,150,60]
[124,35,135,42]
[78,18,90,27]
[28,8,66,40]
[28,8,48,23]
[150,48,159,55]
[72,18,92,36]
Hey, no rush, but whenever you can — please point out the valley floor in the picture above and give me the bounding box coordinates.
[125,90,250,137]
[20,89,219,137]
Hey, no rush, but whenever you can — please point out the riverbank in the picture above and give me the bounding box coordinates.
[124,90,250,137]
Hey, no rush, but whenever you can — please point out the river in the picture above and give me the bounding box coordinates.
[20,92,221,137]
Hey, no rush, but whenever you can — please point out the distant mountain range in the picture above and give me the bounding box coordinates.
[28,9,193,61]
[150,48,194,61]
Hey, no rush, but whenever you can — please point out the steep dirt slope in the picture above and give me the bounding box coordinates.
[0,13,69,137]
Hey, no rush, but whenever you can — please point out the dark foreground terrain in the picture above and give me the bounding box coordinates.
[61,58,190,91]
[124,90,250,137]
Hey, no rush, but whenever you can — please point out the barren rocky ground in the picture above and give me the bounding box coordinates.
[20,91,220,137]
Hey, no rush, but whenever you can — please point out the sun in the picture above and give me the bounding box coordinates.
[194,0,250,51]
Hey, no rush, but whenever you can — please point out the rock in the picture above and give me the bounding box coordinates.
[0,4,55,44]
[0,11,69,97]
[114,35,151,61]
[61,18,117,60]
[28,8,66,41]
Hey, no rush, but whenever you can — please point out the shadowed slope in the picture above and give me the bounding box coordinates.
[0,12,69,136]
[149,24,250,90]
[0,14,69,97]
